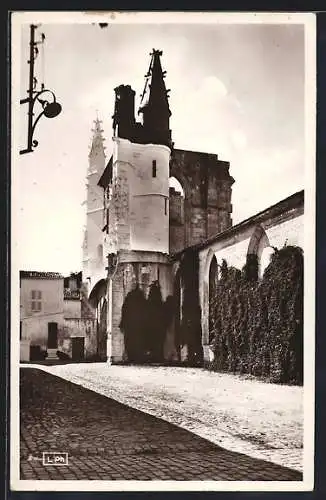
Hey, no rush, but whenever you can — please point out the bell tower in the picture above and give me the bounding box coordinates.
[82,117,106,292]
[138,49,172,148]
[104,49,174,362]
[108,49,172,255]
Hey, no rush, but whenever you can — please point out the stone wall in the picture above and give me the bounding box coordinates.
[21,312,64,351]
[169,187,183,224]
[21,315,98,360]
[63,298,81,319]
[20,277,64,321]
[169,148,234,254]
[80,283,96,319]
[197,191,304,358]
[58,318,97,359]
[110,251,173,363]
[110,137,171,254]
[169,185,185,253]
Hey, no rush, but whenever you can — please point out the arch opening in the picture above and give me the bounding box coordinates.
[246,226,271,279]
[169,177,185,253]
[88,278,108,361]
[169,176,185,198]
[260,246,275,277]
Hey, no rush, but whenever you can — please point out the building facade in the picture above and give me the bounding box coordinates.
[20,271,64,361]
[20,271,99,362]
[82,49,304,366]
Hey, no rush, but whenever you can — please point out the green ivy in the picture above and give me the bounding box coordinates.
[210,245,303,385]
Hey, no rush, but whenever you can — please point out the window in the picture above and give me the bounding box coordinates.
[152,160,157,177]
[31,290,42,312]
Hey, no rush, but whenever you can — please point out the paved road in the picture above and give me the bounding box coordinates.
[20,368,302,481]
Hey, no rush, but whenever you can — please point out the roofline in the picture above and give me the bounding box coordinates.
[171,189,304,259]
[20,271,64,279]
[173,147,223,159]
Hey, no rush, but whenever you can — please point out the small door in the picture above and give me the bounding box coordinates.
[72,337,85,361]
[47,322,58,349]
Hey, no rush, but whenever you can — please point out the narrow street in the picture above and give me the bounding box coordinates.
[20,365,303,481]
[25,362,303,472]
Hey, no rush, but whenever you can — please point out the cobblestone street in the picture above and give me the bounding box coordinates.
[20,368,302,481]
[26,362,303,471]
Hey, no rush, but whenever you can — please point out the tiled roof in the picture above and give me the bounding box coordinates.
[170,190,304,259]
[20,271,64,280]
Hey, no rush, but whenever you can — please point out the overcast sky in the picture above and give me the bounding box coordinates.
[13,14,311,276]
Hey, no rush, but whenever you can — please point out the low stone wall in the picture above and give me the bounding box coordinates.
[58,318,98,359]
[21,312,64,351]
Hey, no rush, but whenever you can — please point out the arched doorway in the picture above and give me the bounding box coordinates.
[208,254,218,343]
[169,177,185,197]
[120,286,147,363]
[169,177,185,253]
[88,279,108,361]
[247,226,271,279]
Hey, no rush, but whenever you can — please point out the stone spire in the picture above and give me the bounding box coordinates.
[88,116,106,174]
[83,116,106,287]
[138,49,172,148]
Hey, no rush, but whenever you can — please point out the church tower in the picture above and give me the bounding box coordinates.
[109,50,171,254]
[103,49,174,362]
[82,117,106,293]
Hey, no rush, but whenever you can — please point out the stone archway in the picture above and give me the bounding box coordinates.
[168,174,188,254]
[247,226,270,279]
[201,249,217,348]
[120,286,148,363]
[88,279,108,360]
[169,161,192,253]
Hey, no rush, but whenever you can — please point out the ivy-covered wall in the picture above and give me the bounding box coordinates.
[209,245,303,385]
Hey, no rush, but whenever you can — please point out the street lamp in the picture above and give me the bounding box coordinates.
[20,24,62,155]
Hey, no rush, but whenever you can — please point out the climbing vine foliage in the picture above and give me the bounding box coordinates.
[210,245,303,385]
